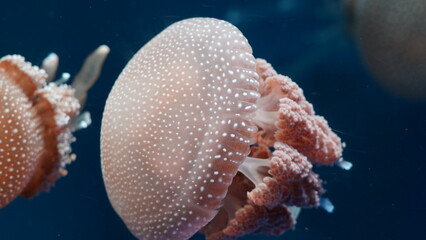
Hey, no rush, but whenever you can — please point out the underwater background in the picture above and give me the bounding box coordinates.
[0,0,425,239]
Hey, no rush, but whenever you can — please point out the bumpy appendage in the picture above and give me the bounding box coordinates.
[247,142,323,209]
[276,98,342,165]
[202,58,344,239]
[208,204,294,240]
[201,173,295,240]
[253,58,342,164]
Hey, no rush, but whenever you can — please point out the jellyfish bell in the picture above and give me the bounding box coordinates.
[102,18,258,240]
[101,18,347,240]
[0,45,109,208]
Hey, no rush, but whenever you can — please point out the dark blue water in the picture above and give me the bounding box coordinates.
[0,0,425,239]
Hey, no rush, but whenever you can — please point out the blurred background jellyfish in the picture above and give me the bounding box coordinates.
[346,0,426,100]
[0,45,109,208]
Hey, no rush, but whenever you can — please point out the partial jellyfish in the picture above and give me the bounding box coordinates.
[0,45,109,208]
[101,18,350,240]
[346,0,426,100]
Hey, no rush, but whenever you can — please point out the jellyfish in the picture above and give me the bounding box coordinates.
[0,45,109,208]
[346,0,426,100]
[101,18,349,240]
